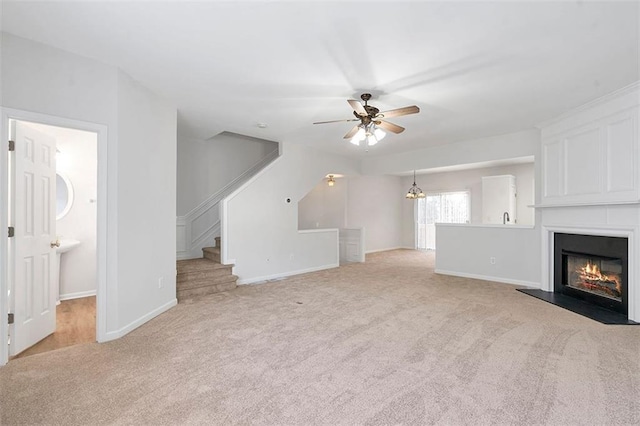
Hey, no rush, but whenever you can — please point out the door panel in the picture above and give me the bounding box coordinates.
[10,122,57,356]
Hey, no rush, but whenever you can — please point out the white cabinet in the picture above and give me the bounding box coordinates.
[482,175,516,224]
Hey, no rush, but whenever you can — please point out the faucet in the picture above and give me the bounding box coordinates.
[503,212,510,224]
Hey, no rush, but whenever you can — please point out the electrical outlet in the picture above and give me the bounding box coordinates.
[490,257,496,265]
[158,277,164,289]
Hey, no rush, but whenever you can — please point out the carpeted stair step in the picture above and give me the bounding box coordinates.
[177,260,233,283]
[177,258,231,274]
[176,257,237,302]
[177,279,238,300]
[203,246,221,263]
[177,271,238,290]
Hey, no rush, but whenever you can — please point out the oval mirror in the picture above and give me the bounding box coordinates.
[56,173,74,220]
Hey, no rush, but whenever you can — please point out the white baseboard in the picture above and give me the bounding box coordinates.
[434,269,540,288]
[101,298,177,342]
[176,251,192,260]
[365,247,407,254]
[238,263,339,285]
[59,290,97,301]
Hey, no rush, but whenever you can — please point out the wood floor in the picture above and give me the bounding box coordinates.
[12,296,96,359]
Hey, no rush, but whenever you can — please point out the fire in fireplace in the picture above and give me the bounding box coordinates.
[554,233,628,315]
[566,254,622,301]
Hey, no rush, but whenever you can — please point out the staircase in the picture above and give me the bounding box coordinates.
[176,237,237,301]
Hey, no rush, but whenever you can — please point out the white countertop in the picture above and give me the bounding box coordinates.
[435,223,535,229]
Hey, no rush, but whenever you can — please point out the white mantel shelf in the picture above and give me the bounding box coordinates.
[530,200,640,209]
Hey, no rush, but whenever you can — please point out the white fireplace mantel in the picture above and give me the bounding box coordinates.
[538,82,640,322]
[541,222,639,321]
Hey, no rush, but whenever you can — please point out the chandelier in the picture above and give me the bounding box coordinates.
[406,170,425,199]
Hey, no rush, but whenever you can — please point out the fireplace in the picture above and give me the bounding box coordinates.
[554,233,628,315]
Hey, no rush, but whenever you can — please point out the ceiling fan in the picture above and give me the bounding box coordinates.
[313,93,420,146]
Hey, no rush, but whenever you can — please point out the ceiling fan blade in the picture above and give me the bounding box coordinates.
[313,118,359,125]
[376,120,405,134]
[348,99,367,116]
[378,105,420,119]
[343,125,361,139]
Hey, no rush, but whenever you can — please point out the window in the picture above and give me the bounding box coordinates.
[416,191,470,250]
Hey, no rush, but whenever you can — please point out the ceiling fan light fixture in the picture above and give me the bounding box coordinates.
[327,175,336,186]
[350,127,366,145]
[314,93,420,147]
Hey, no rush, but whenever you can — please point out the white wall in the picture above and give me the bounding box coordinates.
[378,129,542,286]
[298,176,347,230]
[358,128,539,251]
[346,175,406,253]
[299,174,407,254]
[300,174,423,253]
[1,33,177,341]
[361,129,540,175]
[540,85,640,206]
[177,132,278,215]
[116,71,177,329]
[301,166,533,254]
[27,123,98,299]
[399,163,535,246]
[224,143,358,283]
[1,33,119,333]
[435,224,540,287]
[57,130,98,299]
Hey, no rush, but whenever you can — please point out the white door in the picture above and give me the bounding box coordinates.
[9,121,57,356]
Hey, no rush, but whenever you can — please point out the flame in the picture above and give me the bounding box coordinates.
[584,261,599,276]
[578,260,621,294]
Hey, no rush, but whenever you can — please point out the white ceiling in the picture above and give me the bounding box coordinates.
[2,1,638,160]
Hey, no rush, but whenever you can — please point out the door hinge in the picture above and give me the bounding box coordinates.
[8,140,15,151]
[8,313,14,325]
[8,227,14,238]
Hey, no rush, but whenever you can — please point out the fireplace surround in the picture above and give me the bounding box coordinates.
[533,223,639,324]
[516,228,636,324]
[553,233,628,315]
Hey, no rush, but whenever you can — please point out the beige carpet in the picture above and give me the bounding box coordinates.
[1,249,639,425]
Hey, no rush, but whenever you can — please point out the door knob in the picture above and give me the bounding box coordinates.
[50,240,60,248]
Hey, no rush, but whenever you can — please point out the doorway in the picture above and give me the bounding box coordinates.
[415,191,470,250]
[1,109,108,365]
[10,121,97,358]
